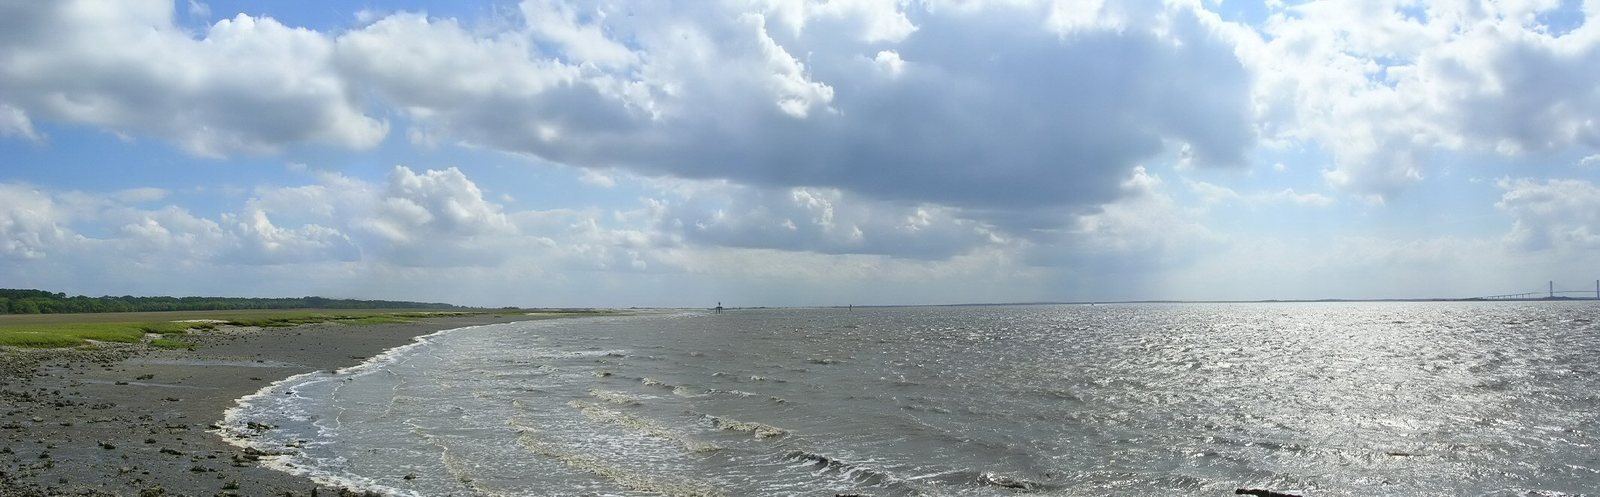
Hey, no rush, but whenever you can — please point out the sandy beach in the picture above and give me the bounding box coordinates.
[0,314,549,497]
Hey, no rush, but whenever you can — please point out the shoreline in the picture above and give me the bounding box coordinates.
[0,313,559,497]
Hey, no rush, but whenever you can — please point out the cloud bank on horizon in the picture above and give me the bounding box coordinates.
[1,0,1599,306]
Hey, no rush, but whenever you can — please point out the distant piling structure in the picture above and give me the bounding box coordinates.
[1476,279,1600,300]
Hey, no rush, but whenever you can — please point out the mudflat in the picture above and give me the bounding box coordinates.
[0,313,551,496]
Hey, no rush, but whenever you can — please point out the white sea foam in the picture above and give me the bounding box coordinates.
[213,323,500,496]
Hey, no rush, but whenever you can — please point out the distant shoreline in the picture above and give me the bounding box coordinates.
[674,297,1600,311]
[928,296,1600,306]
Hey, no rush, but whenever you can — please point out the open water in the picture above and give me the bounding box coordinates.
[219,303,1600,496]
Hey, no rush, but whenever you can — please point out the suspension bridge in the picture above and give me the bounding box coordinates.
[1475,280,1600,300]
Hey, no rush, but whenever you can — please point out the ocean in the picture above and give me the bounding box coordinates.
[217,303,1600,496]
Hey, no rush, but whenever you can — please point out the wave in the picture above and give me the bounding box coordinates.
[510,425,724,497]
[776,449,944,495]
[641,377,673,388]
[568,400,721,453]
[216,368,428,497]
[706,388,755,397]
[781,449,899,489]
[214,323,502,497]
[782,450,1060,494]
[588,389,645,406]
[699,413,789,438]
[971,471,1056,491]
[415,424,514,497]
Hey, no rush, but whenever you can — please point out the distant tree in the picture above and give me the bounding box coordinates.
[11,299,40,314]
[0,288,462,314]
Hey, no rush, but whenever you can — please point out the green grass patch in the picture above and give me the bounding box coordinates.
[0,308,603,349]
[137,321,217,334]
[0,321,216,348]
[148,337,193,350]
[0,311,430,348]
[0,332,89,348]
[219,315,319,327]
[221,312,417,327]
[332,315,415,325]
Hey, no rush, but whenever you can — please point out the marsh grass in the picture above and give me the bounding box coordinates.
[138,322,217,334]
[0,314,380,348]
[0,310,486,348]
[0,332,87,348]
[0,308,606,349]
[221,312,421,327]
[0,321,214,348]
[148,337,193,350]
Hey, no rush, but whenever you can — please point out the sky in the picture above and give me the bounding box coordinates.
[2,0,1599,307]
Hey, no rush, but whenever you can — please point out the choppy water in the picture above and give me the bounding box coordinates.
[218,303,1600,496]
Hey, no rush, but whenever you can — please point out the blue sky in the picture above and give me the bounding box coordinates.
[2,0,1599,307]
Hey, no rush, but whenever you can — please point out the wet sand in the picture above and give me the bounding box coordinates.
[0,314,552,496]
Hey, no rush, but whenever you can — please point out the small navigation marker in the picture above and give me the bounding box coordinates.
[714,301,723,314]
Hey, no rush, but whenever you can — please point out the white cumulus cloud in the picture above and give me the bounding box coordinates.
[0,184,71,259]
[1243,0,1600,198]
[0,1,387,157]
[1497,177,1600,251]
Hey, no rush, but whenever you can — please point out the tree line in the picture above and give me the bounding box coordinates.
[0,289,459,314]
